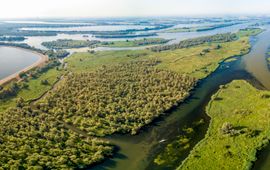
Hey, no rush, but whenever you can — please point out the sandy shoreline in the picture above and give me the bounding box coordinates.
[0,46,48,86]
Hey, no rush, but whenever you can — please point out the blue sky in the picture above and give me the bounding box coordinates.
[1,0,270,18]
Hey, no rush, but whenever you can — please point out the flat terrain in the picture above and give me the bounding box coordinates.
[0,28,262,169]
[66,36,250,79]
[178,80,270,170]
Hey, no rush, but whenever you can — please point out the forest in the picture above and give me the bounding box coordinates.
[0,104,113,169]
[40,60,196,136]
[42,39,101,49]
[42,38,170,49]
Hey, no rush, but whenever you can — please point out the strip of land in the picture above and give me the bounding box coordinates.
[178,80,270,170]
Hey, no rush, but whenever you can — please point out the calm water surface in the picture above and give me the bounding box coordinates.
[92,24,270,170]
[0,47,41,80]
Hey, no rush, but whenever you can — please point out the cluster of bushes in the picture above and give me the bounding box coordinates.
[40,60,196,136]
[134,38,169,46]
[95,33,157,39]
[0,36,25,41]
[0,83,21,99]
[42,39,101,49]
[150,33,237,52]
[0,104,113,169]
[45,50,70,58]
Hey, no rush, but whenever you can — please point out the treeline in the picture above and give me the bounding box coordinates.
[0,42,44,54]
[40,60,196,136]
[0,36,26,41]
[42,38,170,49]
[42,39,101,49]
[133,38,169,46]
[0,42,70,59]
[196,23,239,32]
[94,32,157,39]
[150,33,238,52]
[45,50,70,59]
[0,23,171,37]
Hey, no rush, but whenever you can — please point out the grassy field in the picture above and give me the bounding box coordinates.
[178,80,270,170]
[66,37,250,79]
[236,28,264,37]
[0,68,62,112]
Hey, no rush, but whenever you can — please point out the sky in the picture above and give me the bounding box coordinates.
[1,0,270,19]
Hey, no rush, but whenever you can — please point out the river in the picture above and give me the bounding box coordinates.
[91,25,270,170]
[1,21,270,170]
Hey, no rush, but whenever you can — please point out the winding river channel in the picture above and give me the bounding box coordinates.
[1,22,270,170]
[91,25,270,170]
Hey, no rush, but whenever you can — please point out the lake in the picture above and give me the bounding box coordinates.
[0,46,41,80]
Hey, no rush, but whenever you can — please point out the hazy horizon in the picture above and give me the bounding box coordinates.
[1,0,270,19]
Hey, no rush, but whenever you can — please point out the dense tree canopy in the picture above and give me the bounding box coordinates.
[40,60,196,136]
[0,106,113,169]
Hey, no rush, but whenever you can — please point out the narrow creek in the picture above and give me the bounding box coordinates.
[91,25,270,170]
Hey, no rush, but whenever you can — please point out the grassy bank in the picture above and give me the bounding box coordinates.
[0,68,62,112]
[66,36,250,79]
[178,80,270,170]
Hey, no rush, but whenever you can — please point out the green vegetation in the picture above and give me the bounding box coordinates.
[100,38,170,47]
[236,28,264,37]
[165,23,239,33]
[42,38,170,49]
[265,48,270,70]
[40,60,196,136]
[150,33,238,52]
[154,119,205,168]
[0,104,113,169]
[0,28,261,168]
[0,68,62,113]
[0,36,25,41]
[66,35,250,79]
[42,40,100,49]
[178,80,270,170]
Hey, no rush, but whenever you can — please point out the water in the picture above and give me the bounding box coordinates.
[91,25,270,170]
[20,23,250,52]
[20,25,154,32]
[0,46,41,80]
[89,24,270,170]
[243,27,270,170]
[242,27,270,89]
[159,23,251,44]
[2,20,270,169]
